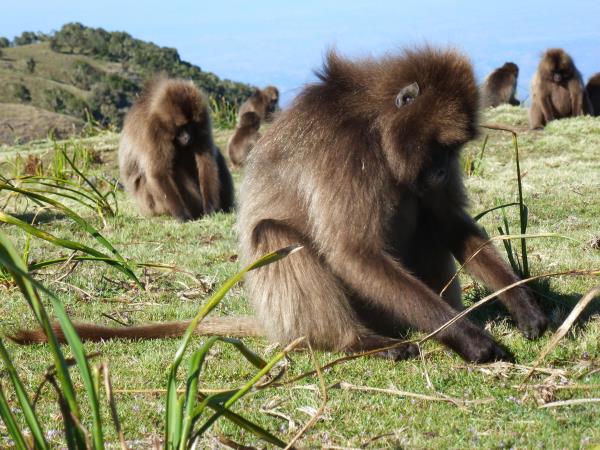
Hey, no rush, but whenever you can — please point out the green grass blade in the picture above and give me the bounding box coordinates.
[61,149,114,215]
[178,337,219,450]
[0,211,140,285]
[0,340,49,450]
[473,202,520,222]
[165,245,302,445]
[0,182,135,279]
[0,231,86,448]
[195,339,302,443]
[0,381,29,450]
[218,337,267,369]
[205,401,287,448]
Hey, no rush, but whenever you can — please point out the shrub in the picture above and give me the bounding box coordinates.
[11,83,31,102]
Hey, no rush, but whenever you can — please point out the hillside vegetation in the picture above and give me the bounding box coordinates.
[0,105,598,448]
[0,24,252,144]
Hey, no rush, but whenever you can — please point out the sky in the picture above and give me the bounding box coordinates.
[2,1,600,105]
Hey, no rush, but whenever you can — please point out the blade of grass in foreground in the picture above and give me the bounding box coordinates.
[0,231,105,449]
[0,340,49,449]
[0,231,87,448]
[0,211,140,286]
[0,381,29,450]
[0,182,132,274]
[165,244,302,449]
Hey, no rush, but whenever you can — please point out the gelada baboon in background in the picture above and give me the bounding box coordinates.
[585,73,600,116]
[480,62,520,108]
[238,86,279,122]
[529,48,592,129]
[227,111,261,168]
[13,49,548,363]
[119,77,233,221]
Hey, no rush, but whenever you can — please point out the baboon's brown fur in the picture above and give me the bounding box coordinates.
[529,49,592,129]
[13,48,548,363]
[118,77,234,221]
[238,86,279,122]
[480,62,520,108]
[227,111,261,168]
[585,72,600,116]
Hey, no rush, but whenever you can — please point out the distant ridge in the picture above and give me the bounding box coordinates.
[0,23,254,143]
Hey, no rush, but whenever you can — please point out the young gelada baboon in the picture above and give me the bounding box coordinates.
[119,77,234,221]
[480,62,520,108]
[585,73,600,116]
[13,48,548,363]
[238,86,279,122]
[529,48,592,129]
[227,111,261,168]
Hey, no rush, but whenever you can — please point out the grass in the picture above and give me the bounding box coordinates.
[0,104,599,448]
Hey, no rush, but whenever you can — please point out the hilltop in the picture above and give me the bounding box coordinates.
[0,24,253,144]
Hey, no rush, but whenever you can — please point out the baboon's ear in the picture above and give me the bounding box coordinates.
[395,82,420,108]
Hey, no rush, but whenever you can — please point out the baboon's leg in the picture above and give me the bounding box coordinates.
[448,216,548,339]
[214,149,234,212]
[244,219,418,359]
[147,172,192,221]
[195,152,221,215]
[529,102,545,129]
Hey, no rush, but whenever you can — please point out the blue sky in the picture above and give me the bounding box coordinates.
[2,1,600,105]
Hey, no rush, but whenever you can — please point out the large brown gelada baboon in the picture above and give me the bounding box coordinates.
[227,111,261,168]
[586,72,600,116]
[238,85,279,122]
[529,48,592,129]
[118,77,233,221]
[13,48,548,363]
[480,62,520,108]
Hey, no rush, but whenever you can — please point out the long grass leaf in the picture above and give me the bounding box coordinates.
[0,381,29,450]
[0,211,139,285]
[0,183,136,283]
[0,341,49,449]
[165,245,302,445]
[0,231,86,448]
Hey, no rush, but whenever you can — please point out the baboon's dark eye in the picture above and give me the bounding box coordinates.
[395,82,420,108]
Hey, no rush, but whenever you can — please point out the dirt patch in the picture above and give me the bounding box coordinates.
[0,102,84,145]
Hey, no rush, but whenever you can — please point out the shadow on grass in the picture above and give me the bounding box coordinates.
[11,210,68,224]
[464,279,600,331]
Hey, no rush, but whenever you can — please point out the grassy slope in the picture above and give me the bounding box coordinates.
[0,43,114,144]
[0,106,599,448]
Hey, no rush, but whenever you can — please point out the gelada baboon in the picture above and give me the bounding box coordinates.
[13,48,548,363]
[480,62,520,108]
[238,86,279,122]
[529,48,592,129]
[119,77,233,221]
[585,73,600,116]
[227,111,261,168]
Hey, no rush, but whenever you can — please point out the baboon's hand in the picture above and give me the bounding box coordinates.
[446,326,514,363]
[175,210,194,223]
[508,288,548,340]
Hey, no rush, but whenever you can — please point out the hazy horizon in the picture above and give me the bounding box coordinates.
[3,1,600,105]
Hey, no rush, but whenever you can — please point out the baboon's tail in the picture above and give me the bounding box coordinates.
[10,316,264,344]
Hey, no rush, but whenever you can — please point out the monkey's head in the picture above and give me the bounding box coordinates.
[332,48,478,195]
[239,111,261,130]
[540,49,575,84]
[502,62,519,76]
[263,86,280,114]
[148,79,210,148]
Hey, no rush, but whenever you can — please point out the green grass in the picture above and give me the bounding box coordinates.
[0,105,599,448]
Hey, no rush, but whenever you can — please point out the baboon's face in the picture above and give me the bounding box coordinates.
[175,123,194,147]
[378,74,477,195]
[543,50,575,83]
[504,62,519,76]
[263,87,280,113]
